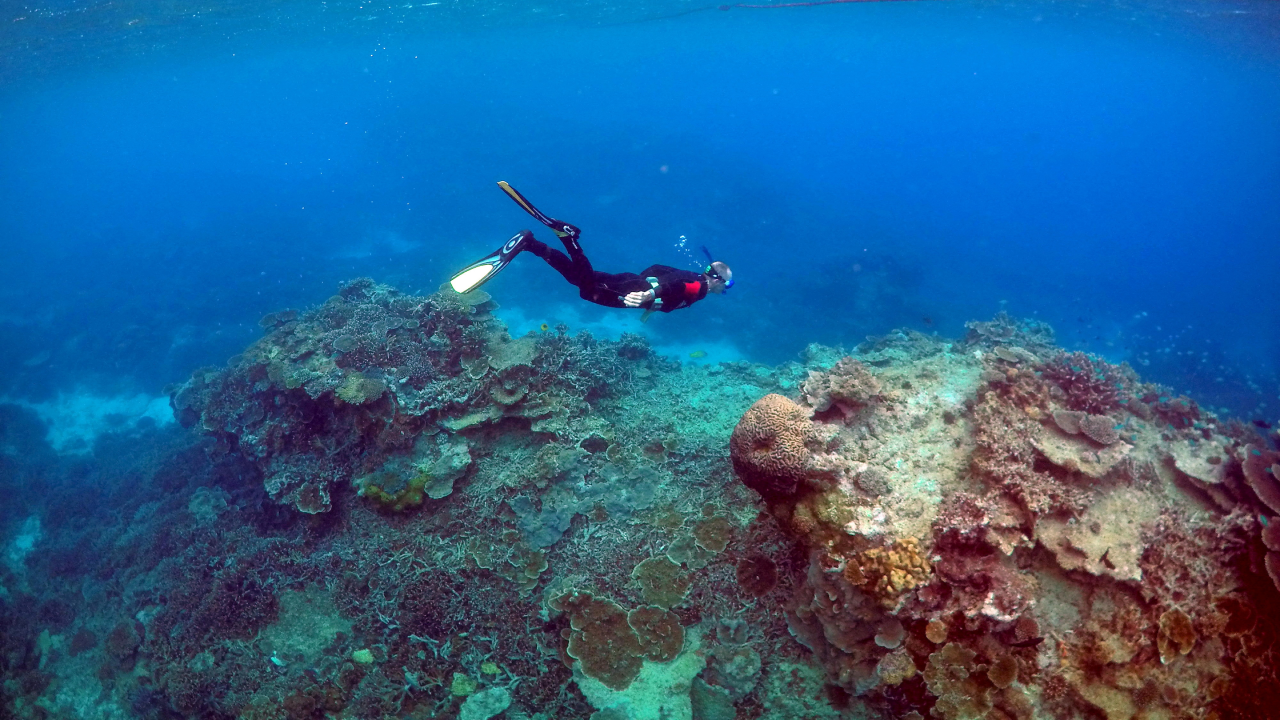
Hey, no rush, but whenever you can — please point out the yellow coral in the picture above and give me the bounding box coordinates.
[357,471,427,512]
[876,648,917,686]
[844,537,932,608]
[1157,608,1196,664]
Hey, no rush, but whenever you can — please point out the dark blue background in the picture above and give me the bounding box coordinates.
[2,0,1277,416]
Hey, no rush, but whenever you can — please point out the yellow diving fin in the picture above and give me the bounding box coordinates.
[448,230,531,293]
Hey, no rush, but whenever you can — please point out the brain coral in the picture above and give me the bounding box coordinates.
[729,393,815,501]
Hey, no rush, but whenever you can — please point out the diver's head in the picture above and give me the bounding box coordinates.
[704,260,733,294]
[700,245,733,295]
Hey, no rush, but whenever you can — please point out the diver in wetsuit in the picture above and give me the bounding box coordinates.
[449,182,733,317]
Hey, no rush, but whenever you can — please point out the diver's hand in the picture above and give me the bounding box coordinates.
[624,290,655,308]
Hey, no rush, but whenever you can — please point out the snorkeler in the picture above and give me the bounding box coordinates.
[449,182,733,318]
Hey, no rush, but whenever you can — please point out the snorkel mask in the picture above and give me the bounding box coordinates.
[701,246,734,289]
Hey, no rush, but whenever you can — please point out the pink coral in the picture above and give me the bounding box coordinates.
[1241,444,1280,513]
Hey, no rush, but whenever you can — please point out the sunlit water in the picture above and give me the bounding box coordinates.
[2,0,1278,416]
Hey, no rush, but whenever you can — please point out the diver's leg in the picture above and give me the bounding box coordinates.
[582,271,629,308]
[526,235,593,287]
[528,235,628,307]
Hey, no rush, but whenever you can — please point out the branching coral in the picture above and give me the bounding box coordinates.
[1137,508,1252,613]
[969,389,1092,517]
[800,357,884,420]
[927,517,1037,627]
[1040,351,1133,415]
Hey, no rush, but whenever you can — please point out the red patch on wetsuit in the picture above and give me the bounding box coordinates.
[682,281,702,300]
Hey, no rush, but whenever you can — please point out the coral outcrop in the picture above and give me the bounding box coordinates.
[728,320,1280,720]
[169,279,636,513]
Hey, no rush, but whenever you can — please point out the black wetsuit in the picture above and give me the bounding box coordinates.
[524,234,709,313]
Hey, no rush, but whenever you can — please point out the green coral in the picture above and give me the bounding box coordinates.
[336,372,387,404]
[355,440,470,512]
[357,470,429,512]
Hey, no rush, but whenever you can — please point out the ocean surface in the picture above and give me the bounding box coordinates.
[3,1,1280,719]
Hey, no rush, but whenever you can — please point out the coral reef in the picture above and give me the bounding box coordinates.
[726,321,1280,719]
[4,287,1279,720]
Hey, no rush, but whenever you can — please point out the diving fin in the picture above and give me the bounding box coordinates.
[497,181,580,240]
[448,230,531,294]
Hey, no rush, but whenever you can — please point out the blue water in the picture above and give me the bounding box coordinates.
[2,0,1278,417]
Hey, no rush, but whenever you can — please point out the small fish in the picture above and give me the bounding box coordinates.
[689,350,707,359]
[539,323,549,332]
[922,316,934,326]
[1253,419,1273,429]
[1007,636,1045,648]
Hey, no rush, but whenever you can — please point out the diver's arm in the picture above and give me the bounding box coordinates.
[623,290,654,308]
